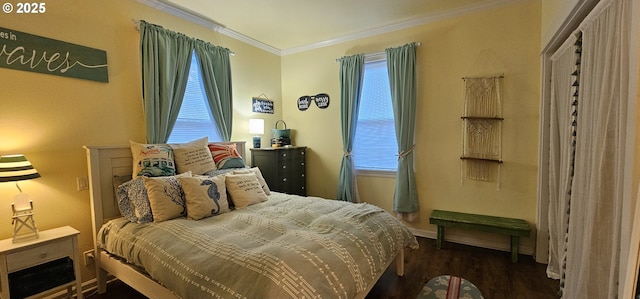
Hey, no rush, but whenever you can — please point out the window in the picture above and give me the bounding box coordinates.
[167,52,222,143]
[352,58,398,173]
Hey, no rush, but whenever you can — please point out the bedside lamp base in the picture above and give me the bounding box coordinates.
[253,136,261,148]
[12,193,38,243]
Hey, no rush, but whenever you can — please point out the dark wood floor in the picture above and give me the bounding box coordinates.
[84,237,560,299]
[367,237,560,299]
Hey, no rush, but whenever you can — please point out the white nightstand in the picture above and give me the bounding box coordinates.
[0,226,83,299]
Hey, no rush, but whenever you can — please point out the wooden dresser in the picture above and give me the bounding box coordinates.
[250,146,306,196]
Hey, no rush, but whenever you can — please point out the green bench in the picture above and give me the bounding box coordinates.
[429,209,530,262]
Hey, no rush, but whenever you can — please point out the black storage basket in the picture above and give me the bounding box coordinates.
[8,257,75,299]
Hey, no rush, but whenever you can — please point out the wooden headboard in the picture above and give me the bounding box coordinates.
[83,142,247,242]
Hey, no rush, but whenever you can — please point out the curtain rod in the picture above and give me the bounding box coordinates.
[461,74,505,80]
[132,19,235,56]
[335,42,421,62]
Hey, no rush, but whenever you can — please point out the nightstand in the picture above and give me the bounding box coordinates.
[0,226,83,299]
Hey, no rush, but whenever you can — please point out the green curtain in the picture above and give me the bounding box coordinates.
[194,42,233,141]
[140,21,194,143]
[386,43,418,217]
[336,54,364,202]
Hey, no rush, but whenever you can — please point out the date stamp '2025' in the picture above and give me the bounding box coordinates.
[2,2,46,14]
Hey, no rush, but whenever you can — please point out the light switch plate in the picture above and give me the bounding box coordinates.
[77,176,88,191]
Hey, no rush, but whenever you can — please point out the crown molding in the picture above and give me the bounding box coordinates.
[217,28,281,55]
[139,0,527,57]
[137,0,282,55]
[280,0,528,56]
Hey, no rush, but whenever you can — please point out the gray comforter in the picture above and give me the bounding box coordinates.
[98,192,418,299]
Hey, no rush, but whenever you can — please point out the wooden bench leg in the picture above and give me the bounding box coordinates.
[436,225,444,249]
[511,236,519,263]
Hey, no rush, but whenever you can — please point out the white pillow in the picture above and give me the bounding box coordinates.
[179,175,229,220]
[170,137,217,175]
[225,173,268,209]
[233,167,271,195]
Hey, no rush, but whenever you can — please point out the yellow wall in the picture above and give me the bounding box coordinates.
[0,0,281,282]
[282,0,541,252]
[0,0,542,286]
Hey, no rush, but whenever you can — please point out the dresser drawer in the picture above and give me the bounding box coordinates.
[7,238,73,272]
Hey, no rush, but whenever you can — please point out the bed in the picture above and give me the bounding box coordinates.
[84,141,418,298]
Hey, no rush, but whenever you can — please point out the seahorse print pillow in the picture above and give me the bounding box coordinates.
[179,175,229,220]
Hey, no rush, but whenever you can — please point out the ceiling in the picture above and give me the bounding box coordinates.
[144,0,518,55]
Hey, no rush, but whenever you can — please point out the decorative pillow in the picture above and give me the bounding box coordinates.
[179,175,229,220]
[203,168,238,177]
[233,167,271,195]
[124,177,154,223]
[225,173,268,209]
[220,157,246,169]
[130,140,176,177]
[208,143,246,169]
[170,137,217,175]
[142,173,191,223]
[114,175,135,222]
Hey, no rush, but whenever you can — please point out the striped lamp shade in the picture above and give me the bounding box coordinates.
[0,154,41,182]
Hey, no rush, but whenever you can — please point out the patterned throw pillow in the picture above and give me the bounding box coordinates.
[130,140,176,177]
[118,178,154,223]
[170,137,217,175]
[114,176,137,223]
[225,173,268,209]
[208,143,246,169]
[125,177,153,223]
[179,175,229,220]
[143,175,189,223]
[233,167,271,195]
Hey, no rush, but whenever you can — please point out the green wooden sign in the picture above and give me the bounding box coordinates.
[0,27,108,83]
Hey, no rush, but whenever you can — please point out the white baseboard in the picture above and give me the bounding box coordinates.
[409,228,535,257]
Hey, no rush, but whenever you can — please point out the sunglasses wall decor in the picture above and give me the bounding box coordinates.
[297,93,330,111]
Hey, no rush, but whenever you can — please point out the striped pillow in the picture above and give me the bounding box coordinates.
[208,143,245,169]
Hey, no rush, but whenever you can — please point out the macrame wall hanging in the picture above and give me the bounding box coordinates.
[460,75,504,190]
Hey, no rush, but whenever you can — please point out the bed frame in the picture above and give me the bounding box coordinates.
[84,142,405,298]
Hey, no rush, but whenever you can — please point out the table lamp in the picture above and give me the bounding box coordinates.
[249,119,264,148]
[0,154,40,242]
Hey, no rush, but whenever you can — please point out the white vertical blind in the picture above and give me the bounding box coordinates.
[168,52,222,143]
[352,59,398,171]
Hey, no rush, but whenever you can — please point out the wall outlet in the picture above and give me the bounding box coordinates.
[83,249,95,266]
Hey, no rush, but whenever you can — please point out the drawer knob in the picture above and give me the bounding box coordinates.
[282,165,287,169]
[301,174,305,177]
[283,153,287,157]
[283,178,287,182]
